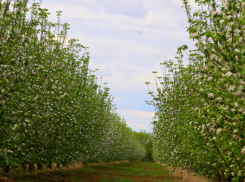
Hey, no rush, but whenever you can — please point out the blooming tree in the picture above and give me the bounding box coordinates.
[146,0,245,181]
[0,0,146,173]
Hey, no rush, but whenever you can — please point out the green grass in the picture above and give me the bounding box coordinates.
[81,161,179,182]
[0,161,182,182]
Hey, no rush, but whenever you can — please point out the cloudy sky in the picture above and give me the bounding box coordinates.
[20,0,202,132]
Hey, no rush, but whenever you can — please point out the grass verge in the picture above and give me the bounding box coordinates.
[0,161,182,182]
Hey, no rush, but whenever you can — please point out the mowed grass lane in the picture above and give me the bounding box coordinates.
[83,161,181,182]
[0,161,182,182]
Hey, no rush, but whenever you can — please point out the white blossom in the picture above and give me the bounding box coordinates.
[190,32,199,37]
[234,49,240,52]
[242,146,245,154]
[216,128,222,135]
[226,15,232,19]
[225,71,232,76]
[12,124,17,130]
[243,2,245,7]
[216,97,222,101]
[208,93,214,98]
[211,11,217,17]
[228,85,235,91]
[210,54,217,59]
[224,3,228,10]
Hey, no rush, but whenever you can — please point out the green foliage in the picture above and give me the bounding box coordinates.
[133,130,154,162]
[146,0,245,181]
[0,0,145,173]
[84,157,103,164]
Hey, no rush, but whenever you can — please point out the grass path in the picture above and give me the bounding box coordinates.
[0,161,182,182]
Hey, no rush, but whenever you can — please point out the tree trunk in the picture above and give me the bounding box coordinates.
[46,161,52,169]
[37,162,42,170]
[227,175,245,182]
[62,161,69,168]
[21,162,27,171]
[4,165,10,173]
[28,163,34,171]
[238,176,244,182]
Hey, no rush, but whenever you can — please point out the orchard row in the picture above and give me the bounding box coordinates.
[0,0,146,173]
[147,0,245,182]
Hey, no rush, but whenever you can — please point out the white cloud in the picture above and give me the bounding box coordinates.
[126,121,149,131]
[104,0,147,18]
[113,96,121,102]
[117,63,135,73]
[73,32,164,58]
[143,10,167,24]
[117,109,155,132]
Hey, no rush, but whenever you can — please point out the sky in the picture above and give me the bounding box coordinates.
[15,0,203,132]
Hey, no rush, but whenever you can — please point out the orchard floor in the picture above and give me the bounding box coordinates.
[0,161,182,182]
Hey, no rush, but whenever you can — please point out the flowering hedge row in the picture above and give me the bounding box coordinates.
[146,0,245,181]
[0,0,145,173]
